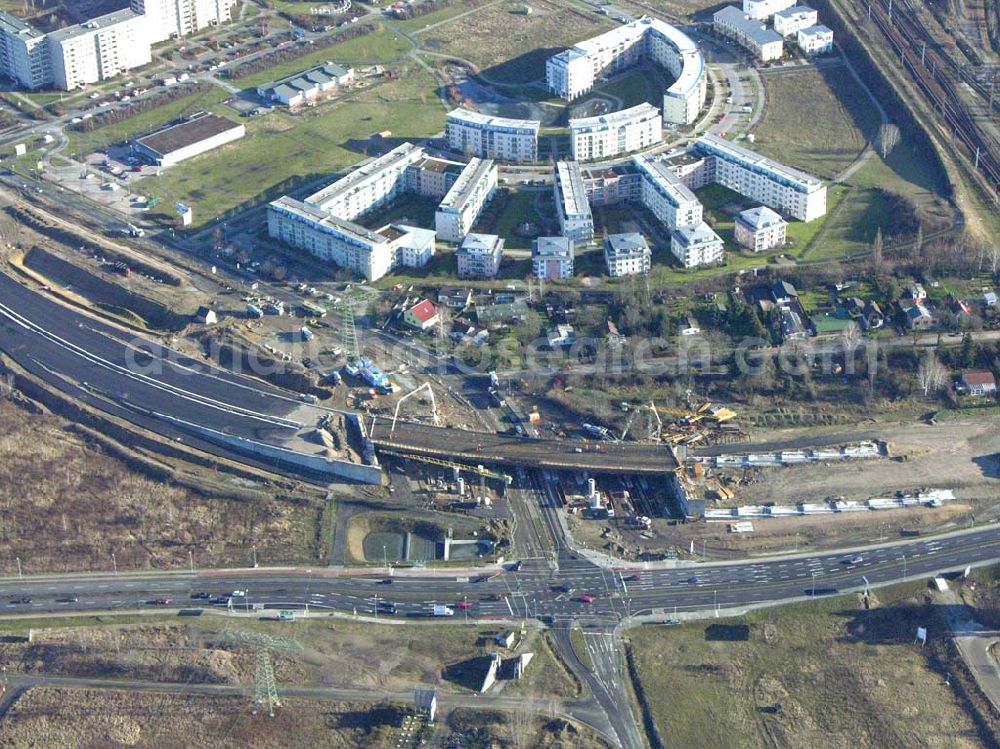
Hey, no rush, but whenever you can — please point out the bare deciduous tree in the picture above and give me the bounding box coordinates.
[877,123,901,159]
[916,351,947,396]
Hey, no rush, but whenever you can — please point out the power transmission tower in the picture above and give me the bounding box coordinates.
[339,302,359,360]
[254,646,279,716]
[220,629,303,717]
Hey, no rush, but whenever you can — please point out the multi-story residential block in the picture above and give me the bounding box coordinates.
[734,205,787,251]
[446,108,539,163]
[0,0,236,90]
[662,150,713,189]
[694,133,826,221]
[554,161,594,243]
[47,9,152,90]
[0,12,50,89]
[307,143,426,222]
[713,6,784,61]
[532,236,575,280]
[546,16,706,126]
[268,197,434,281]
[582,165,641,206]
[604,233,651,277]
[457,233,505,278]
[434,157,497,243]
[670,221,724,268]
[797,24,834,54]
[772,5,818,36]
[405,154,466,199]
[130,0,237,43]
[742,0,796,20]
[569,103,663,161]
[632,154,703,230]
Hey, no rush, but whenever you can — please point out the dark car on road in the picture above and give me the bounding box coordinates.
[8,597,31,605]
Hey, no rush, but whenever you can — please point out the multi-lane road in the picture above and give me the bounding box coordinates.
[0,525,995,623]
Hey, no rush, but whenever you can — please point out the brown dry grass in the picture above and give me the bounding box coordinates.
[0,618,580,697]
[0,689,397,749]
[420,0,616,82]
[629,585,988,749]
[0,399,320,573]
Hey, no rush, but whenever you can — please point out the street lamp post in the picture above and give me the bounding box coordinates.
[111,553,117,575]
[902,554,907,581]
[811,571,817,596]
[252,545,258,569]
[15,557,21,579]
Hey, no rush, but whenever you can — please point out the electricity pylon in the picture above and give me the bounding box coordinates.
[220,629,303,717]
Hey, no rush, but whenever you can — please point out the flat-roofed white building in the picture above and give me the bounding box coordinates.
[735,205,786,250]
[713,6,784,61]
[0,12,50,89]
[446,108,539,163]
[554,161,594,243]
[671,221,724,268]
[457,233,504,278]
[47,9,151,90]
[743,0,796,19]
[133,111,244,167]
[695,133,826,221]
[797,24,833,54]
[569,103,662,161]
[131,0,237,43]
[532,236,574,280]
[546,16,706,125]
[308,142,426,221]
[604,233,651,277]
[632,153,703,230]
[434,157,498,243]
[773,5,818,36]
[268,197,435,281]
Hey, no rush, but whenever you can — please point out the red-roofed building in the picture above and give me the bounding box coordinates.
[960,369,997,396]
[403,298,439,331]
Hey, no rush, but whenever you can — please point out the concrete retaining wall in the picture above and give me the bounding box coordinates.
[155,412,384,484]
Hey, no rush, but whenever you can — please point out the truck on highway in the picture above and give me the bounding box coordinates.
[432,605,455,617]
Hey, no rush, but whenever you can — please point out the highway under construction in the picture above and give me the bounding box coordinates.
[367,415,681,475]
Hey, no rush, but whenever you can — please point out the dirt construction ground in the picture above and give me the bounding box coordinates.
[737,417,1000,507]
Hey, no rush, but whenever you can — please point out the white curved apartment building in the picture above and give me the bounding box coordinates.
[569,103,662,161]
[546,16,706,126]
[446,108,540,163]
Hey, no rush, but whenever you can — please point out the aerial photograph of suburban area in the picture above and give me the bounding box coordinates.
[0,0,996,746]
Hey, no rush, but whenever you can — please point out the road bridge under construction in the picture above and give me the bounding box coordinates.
[367,416,680,474]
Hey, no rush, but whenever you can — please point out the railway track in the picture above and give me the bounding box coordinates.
[863,0,1000,195]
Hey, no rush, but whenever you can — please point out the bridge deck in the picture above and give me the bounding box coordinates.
[368,418,679,474]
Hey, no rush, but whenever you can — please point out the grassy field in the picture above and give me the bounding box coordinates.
[749,62,954,262]
[143,65,446,229]
[419,0,616,83]
[628,584,985,749]
[0,399,319,572]
[593,64,670,110]
[753,66,877,180]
